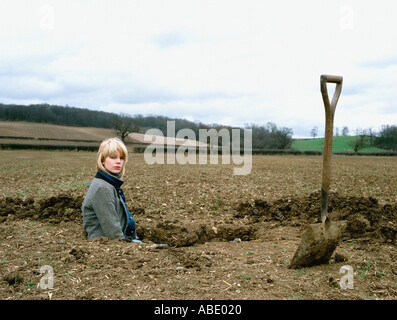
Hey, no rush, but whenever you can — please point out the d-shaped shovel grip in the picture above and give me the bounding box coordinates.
[321,75,343,116]
[320,74,343,223]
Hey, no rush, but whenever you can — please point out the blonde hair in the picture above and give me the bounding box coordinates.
[96,138,128,176]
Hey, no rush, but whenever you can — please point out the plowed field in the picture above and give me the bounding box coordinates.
[1,151,396,300]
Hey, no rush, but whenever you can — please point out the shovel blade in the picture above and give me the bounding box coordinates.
[289,220,347,269]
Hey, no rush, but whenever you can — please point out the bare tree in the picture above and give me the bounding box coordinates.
[310,126,318,138]
[113,113,139,143]
[341,126,349,136]
[348,128,369,154]
[367,127,376,146]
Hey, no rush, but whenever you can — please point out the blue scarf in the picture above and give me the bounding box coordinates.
[95,170,136,239]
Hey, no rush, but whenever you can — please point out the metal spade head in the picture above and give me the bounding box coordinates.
[289,220,347,269]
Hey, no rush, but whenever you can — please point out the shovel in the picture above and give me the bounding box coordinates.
[289,74,347,269]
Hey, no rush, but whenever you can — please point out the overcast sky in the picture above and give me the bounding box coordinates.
[1,0,396,137]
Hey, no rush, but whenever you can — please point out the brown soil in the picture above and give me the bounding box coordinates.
[2,191,396,246]
[0,152,396,300]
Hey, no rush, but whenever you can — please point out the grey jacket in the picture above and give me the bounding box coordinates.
[82,175,128,240]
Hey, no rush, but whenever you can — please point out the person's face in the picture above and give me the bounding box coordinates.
[103,150,124,174]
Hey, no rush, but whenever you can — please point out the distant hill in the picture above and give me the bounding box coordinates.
[0,120,115,141]
[292,136,389,153]
[0,103,295,150]
[0,120,120,151]
[0,120,205,152]
[0,103,213,135]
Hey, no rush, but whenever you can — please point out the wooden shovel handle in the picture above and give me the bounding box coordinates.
[321,74,343,84]
[320,74,343,223]
[321,75,343,116]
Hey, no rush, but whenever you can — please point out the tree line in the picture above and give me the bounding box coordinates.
[310,125,397,151]
[0,103,293,150]
[0,103,119,128]
[359,125,397,151]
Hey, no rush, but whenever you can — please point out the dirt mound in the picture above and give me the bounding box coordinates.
[235,191,397,244]
[0,193,257,246]
[0,194,84,223]
[0,194,146,224]
[137,221,256,247]
[1,191,396,246]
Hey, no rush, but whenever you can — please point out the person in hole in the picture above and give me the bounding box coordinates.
[82,137,138,241]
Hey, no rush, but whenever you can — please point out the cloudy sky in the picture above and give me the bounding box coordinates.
[1,0,396,137]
